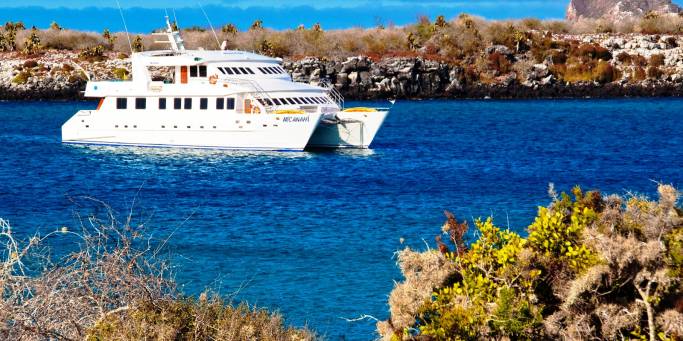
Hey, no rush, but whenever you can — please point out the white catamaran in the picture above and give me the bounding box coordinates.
[61,19,390,151]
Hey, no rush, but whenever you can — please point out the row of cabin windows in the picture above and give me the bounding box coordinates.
[116,98,236,110]
[258,96,333,106]
[217,67,256,75]
[216,66,287,76]
[257,66,286,75]
[189,65,208,78]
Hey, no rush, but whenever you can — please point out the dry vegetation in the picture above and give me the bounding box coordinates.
[379,184,683,340]
[0,197,315,340]
[2,14,683,59]
[3,14,683,87]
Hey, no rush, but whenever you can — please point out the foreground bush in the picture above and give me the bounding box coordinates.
[0,198,315,340]
[88,296,313,340]
[378,185,682,340]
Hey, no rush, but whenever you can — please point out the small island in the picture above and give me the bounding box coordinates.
[3,0,683,100]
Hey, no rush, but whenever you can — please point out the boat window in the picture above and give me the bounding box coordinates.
[278,67,286,73]
[174,98,182,109]
[246,68,255,75]
[272,98,282,105]
[263,67,273,74]
[224,67,234,75]
[116,98,127,109]
[271,67,280,74]
[135,98,146,110]
[159,98,167,109]
[184,98,192,109]
[190,65,198,77]
[226,98,235,110]
[232,67,242,75]
[257,99,266,106]
[308,97,318,104]
[200,98,208,110]
[216,98,224,109]
[217,67,225,75]
[238,67,249,74]
[265,99,273,106]
[199,65,207,77]
[257,67,265,74]
[293,98,303,104]
[286,98,296,105]
[301,97,311,104]
[319,97,328,104]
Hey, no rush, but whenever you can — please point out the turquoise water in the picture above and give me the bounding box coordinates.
[1,99,682,339]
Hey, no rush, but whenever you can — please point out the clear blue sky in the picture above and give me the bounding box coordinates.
[1,1,682,32]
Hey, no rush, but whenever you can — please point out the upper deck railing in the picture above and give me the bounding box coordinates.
[319,79,344,109]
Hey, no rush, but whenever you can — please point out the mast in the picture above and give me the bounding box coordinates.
[152,16,186,52]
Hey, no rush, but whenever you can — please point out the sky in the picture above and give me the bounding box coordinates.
[0,0,682,33]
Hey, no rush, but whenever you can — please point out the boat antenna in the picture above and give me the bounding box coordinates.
[115,0,133,54]
[197,1,221,50]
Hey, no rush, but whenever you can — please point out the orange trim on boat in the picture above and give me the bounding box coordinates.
[96,98,104,110]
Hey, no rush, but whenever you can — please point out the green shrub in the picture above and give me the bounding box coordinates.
[113,68,129,80]
[381,185,683,341]
[12,71,30,84]
[132,35,143,52]
[23,27,41,55]
[78,45,106,62]
[221,23,238,35]
[250,20,264,31]
[102,28,116,47]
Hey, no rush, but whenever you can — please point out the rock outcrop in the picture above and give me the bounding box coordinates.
[567,0,681,21]
[4,32,683,101]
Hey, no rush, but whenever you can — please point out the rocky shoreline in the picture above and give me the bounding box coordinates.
[2,33,683,100]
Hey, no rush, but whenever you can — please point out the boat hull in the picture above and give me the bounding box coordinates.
[62,109,322,151]
[306,110,389,149]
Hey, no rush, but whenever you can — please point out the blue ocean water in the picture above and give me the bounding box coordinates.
[1,99,682,339]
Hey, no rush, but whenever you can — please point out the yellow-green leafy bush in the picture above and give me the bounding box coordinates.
[379,185,683,341]
[12,71,30,84]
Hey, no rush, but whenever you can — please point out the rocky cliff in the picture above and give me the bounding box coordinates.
[4,32,683,100]
[567,0,681,21]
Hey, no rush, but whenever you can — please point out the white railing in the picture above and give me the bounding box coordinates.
[227,78,275,113]
[319,79,344,109]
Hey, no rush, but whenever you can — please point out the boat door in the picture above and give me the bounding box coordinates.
[180,66,188,84]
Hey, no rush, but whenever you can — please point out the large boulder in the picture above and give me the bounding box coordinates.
[567,0,681,21]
